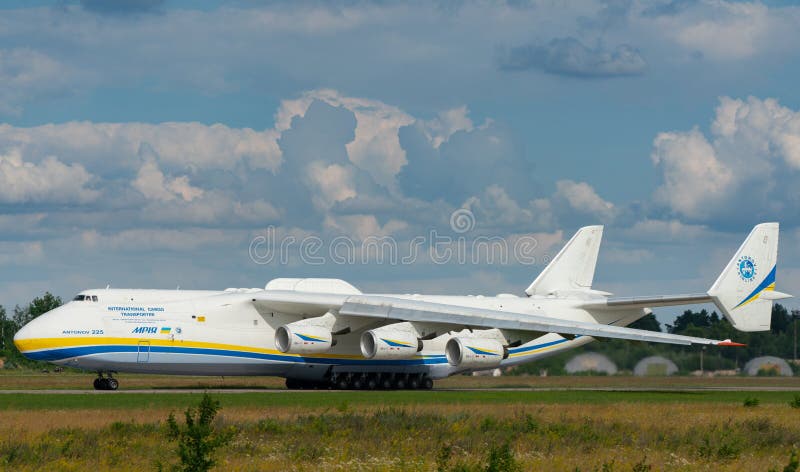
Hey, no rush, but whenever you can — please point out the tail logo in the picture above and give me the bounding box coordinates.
[737,256,757,282]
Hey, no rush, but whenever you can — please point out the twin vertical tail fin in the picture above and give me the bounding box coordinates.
[525,225,603,297]
[708,222,791,332]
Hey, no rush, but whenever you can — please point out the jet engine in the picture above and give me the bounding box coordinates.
[445,337,508,369]
[361,324,423,360]
[275,322,333,354]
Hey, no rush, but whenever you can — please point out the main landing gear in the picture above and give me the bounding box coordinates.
[286,372,434,391]
[93,373,119,391]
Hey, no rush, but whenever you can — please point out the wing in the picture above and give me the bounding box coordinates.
[247,291,742,347]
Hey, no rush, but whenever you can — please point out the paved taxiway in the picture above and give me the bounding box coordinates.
[1,386,800,394]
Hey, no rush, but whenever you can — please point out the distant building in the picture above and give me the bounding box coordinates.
[634,356,678,376]
[565,352,617,375]
[743,356,794,376]
[472,368,502,377]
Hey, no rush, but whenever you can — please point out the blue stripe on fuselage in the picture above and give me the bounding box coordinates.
[24,336,575,366]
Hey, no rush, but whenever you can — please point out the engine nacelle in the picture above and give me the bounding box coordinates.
[445,337,507,369]
[275,323,333,354]
[361,325,422,360]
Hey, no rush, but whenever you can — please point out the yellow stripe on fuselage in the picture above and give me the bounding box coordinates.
[17,336,571,362]
[14,336,376,360]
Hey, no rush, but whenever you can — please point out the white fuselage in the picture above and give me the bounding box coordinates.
[13,288,642,380]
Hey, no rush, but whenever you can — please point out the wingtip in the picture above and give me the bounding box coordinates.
[716,340,747,347]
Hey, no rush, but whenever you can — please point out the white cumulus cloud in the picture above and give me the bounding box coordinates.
[0,48,76,115]
[554,180,617,223]
[133,159,204,202]
[0,148,98,203]
[651,96,800,222]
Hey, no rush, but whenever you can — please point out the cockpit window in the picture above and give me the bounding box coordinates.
[72,294,99,302]
[73,295,86,301]
[92,295,98,302]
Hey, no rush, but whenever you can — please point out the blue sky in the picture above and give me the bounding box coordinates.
[1,0,799,325]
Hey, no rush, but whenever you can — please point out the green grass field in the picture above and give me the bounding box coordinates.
[1,374,799,471]
[1,389,799,411]
[2,368,800,390]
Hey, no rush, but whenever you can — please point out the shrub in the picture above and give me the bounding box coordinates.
[436,444,453,472]
[485,442,519,472]
[632,456,652,472]
[744,397,760,408]
[757,366,781,377]
[166,393,236,472]
[789,396,800,409]
[769,448,799,472]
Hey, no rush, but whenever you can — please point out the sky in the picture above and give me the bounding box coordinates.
[1,0,800,325]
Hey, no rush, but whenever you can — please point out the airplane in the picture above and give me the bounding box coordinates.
[13,222,791,391]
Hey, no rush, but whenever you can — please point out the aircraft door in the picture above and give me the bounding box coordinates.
[137,341,150,363]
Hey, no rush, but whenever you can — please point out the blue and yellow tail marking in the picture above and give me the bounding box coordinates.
[735,265,776,308]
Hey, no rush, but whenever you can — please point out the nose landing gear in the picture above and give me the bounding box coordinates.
[93,373,119,391]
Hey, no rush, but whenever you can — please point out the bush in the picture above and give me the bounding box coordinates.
[166,393,236,472]
[743,397,760,408]
[485,442,519,472]
[789,396,800,409]
[758,366,781,377]
[769,448,799,472]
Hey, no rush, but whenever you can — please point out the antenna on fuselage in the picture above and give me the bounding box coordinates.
[106,284,110,289]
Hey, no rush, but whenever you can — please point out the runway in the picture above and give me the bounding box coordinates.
[1,385,799,394]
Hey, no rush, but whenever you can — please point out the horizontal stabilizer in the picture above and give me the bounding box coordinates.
[758,290,793,301]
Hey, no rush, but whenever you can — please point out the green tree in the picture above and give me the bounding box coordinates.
[770,304,792,334]
[667,309,712,333]
[11,305,27,327]
[630,313,661,332]
[166,393,235,472]
[28,292,62,319]
[0,305,7,352]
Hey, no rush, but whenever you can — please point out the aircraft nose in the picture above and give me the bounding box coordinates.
[13,320,37,356]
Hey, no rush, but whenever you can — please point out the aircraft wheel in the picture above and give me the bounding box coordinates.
[408,376,420,390]
[285,378,298,389]
[366,376,378,390]
[422,377,434,390]
[107,378,119,391]
[393,377,405,390]
[336,377,349,390]
[351,376,364,390]
[93,378,102,390]
[381,377,393,390]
